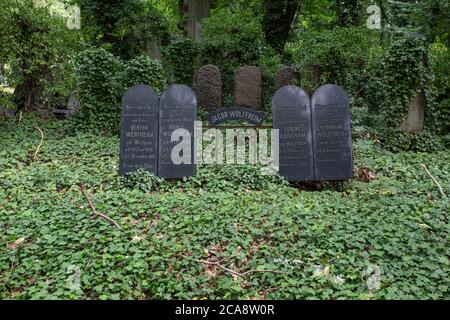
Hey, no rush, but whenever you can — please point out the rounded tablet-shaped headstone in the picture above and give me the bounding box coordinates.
[311,84,353,180]
[272,85,313,181]
[119,85,159,176]
[158,84,197,178]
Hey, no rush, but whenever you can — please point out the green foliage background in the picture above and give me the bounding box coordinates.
[73,48,123,132]
[73,49,167,132]
[0,0,81,110]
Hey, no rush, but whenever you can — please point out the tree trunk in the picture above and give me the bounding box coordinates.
[262,0,300,54]
[0,62,4,83]
[12,64,49,111]
[179,0,211,40]
[334,0,362,27]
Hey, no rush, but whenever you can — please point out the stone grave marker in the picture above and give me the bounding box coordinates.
[234,66,262,109]
[272,85,314,181]
[195,65,222,112]
[400,90,425,132]
[119,85,159,176]
[311,84,353,180]
[158,84,197,178]
[275,67,300,91]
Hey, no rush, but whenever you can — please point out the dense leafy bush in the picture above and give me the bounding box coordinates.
[119,55,167,93]
[377,128,446,153]
[122,170,166,192]
[43,59,79,110]
[372,36,428,127]
[201,8,266,64]
[74,48,123,132]
[289,27,383,96]
[200,8,280,107]
[257,48,283,111]
[0,89,15,110]
[163,37,201,85]
[359,36,449,150]
[74,49,169,132]
[182,165,287,192]
[76,0,171,60]
[427,43,450,134]
[0,0,80,110]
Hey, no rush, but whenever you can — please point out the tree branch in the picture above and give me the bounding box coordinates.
[79,183,121,229]
[32,126,44,160]
[421,164,447,199]
[194,258,285,277]
[16,110,22,125]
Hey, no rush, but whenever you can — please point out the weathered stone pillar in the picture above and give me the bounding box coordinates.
[195,65,222,112]
[400,90,425,132]
[234,66,262,109]
[185,0,210,41]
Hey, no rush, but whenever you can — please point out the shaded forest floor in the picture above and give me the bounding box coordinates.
[0,114,449,299]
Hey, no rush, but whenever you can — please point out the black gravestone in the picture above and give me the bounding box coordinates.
[272,85,314,181]
[158,85,197,178]
[119,85,159,176]
[311,84,353,180]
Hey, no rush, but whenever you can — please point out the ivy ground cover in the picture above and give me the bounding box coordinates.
[0,115,449,299]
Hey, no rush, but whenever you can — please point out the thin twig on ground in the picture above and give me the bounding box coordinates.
[32,126,44,160]
[79,183,121,229]
[421,164,447,199]
[16,110,22,125]
[194,259,285,277]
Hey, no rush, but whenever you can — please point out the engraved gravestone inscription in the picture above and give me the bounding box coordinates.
[311,84,353,180]
[158,85,197,178]
[272,85,314,181]
[195,65,222,112]
[119,85,159,176]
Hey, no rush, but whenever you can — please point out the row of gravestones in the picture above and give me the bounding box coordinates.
[273,85,352,181]
[120,84,196,178]
[195,65,299,111]
[120,83,352,181]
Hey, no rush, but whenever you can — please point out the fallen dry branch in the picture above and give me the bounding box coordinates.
[16,110,23,125]
[79,183,121,229]
[194,259,285,278]
[32,126,44,160]
[421,164,447,199]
